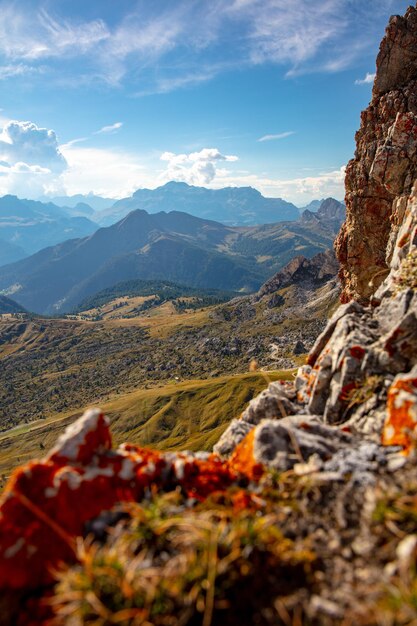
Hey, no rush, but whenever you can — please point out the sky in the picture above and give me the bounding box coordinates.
[0,0,412,206]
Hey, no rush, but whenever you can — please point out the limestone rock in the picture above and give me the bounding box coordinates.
[213,418,252,457]
[241,380,299,424]
[251,416,353,471]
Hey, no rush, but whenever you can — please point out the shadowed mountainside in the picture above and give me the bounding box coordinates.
[0,206,342,314]
[0,295,26,314]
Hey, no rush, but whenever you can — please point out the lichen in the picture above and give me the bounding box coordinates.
[394,249,417,293]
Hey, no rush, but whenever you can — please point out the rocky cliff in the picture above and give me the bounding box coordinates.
[1,6,417,626]
[336,4,417,303]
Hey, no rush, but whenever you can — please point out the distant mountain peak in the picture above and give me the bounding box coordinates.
[100,182,299,227]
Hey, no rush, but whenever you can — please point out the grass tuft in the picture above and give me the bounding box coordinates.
[50,490,317,626]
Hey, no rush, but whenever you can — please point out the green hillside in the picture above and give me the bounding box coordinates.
[0,370,292,482]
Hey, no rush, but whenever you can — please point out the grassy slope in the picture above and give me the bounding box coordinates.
[0,277,336,432]
[0,370,292,483]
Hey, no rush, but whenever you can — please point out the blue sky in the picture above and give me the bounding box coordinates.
[0,0,412,205]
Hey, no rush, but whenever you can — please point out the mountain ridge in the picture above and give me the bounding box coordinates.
[0,294,26,314]
[95,181,301,226]
[0,194,98,266]
[0,206,343,314]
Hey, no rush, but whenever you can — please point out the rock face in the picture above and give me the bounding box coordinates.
[336,5,417,303]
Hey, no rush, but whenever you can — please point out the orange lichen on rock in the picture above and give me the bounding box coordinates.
[228,429,264,482]
[382,370,417,453]
[0,408,265,591]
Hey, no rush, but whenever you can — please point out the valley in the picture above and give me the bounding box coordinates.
[0,249,339,478]
[0,197,343,314]
[0,191,342,490]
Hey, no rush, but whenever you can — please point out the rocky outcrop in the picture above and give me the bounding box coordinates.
[216,6,417,470]
[0,408,263,590]
[216,181,417,463]
[301,198,345,235]
[257,248,339,298]
[336,5,417,303]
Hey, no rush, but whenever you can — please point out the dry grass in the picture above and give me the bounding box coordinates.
[50,490,317,626]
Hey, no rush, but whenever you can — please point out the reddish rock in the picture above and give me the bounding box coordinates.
[0,408,263,591]
[335,6,417,302]
[350,345,366,360]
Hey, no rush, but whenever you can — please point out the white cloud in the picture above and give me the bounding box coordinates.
[95,122,123,134]
[0,160,64,198]
[0,120,67,197]
[0,121,67,172]
[60,137,88,149]
[134,69,218,97]
[0,63,38,79]
[160,148,239,185]
[0,5,109,61]
[355,72,376,85]
[236,0,344,69]
[258,131,295,142]
[0,162,50,174]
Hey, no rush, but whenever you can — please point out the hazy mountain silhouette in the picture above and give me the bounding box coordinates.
[0,195,98,263]
[95,182,300,227]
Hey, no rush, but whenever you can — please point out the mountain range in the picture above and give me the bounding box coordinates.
[94,181,301,226]
[0,185,345,269]
[0,195,97,264]
[49,193,114,212]
[0,199,345,315]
